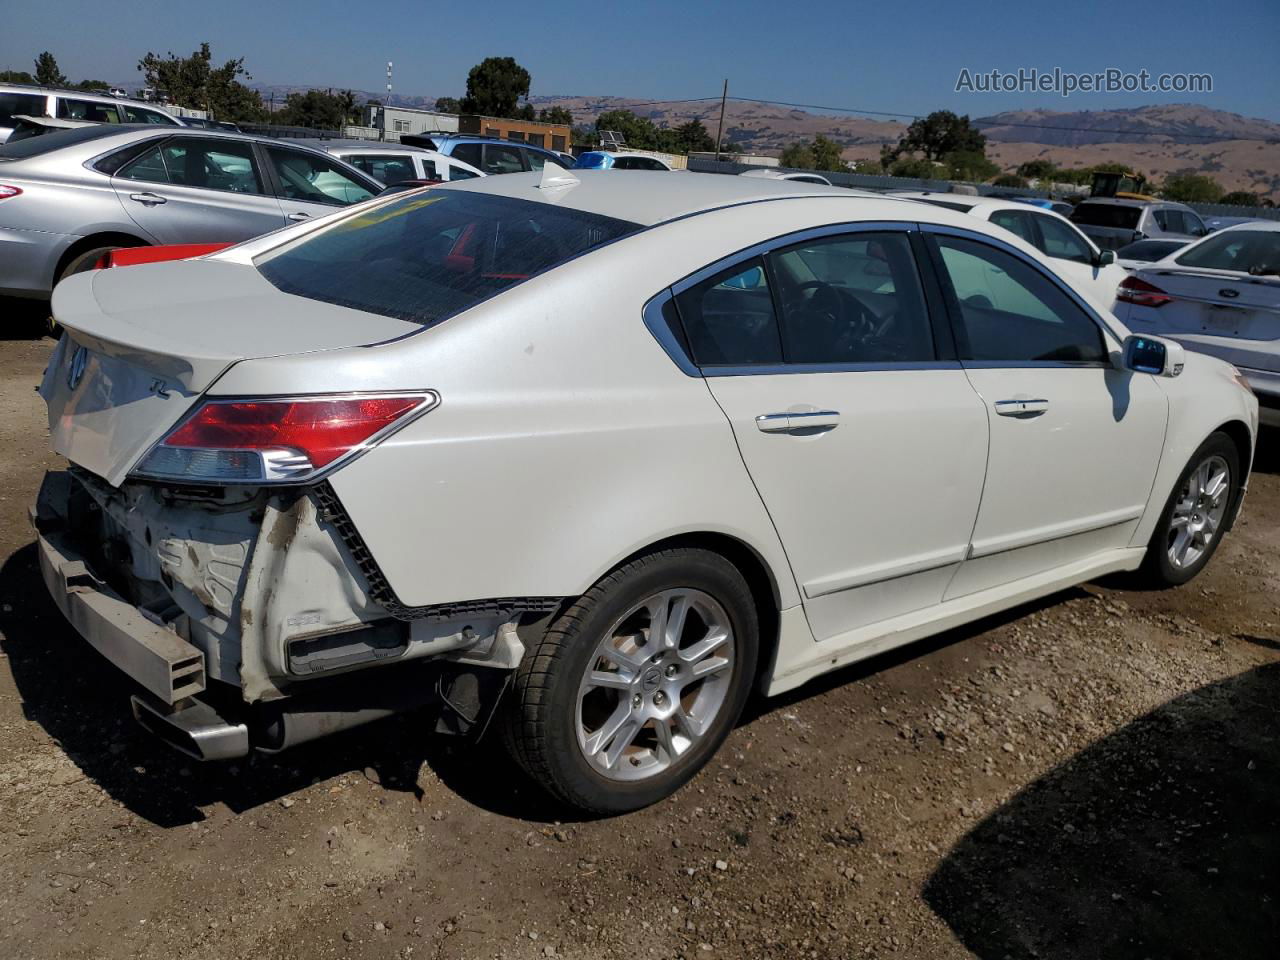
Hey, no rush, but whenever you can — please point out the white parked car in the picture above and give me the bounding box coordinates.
[739,168,833,186]
[0,84,183,143]
[1114,221,1279,426]
[319,139,483,186]
[35,170,1257,813]
[896,192,1128,310]
[1115,238,1191,273]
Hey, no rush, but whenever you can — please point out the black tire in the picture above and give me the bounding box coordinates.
[1141,431,1240,587]
[503,547,759,814]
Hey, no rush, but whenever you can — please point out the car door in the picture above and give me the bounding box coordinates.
[924,228,1168,599]
[264,145,378,224]
[112,135,286,244]
[675,227,990,642]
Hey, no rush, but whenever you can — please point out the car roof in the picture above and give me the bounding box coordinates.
[0,123,348,163]
[1076,196,1184,210]
[1212,219,1280,233]
[320,139,439,154]
[0,82,173,111]
[440,169,890,227]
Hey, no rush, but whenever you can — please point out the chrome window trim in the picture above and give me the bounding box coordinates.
[703,360,963,378]
[919,221,1127,347]
[642,290,701,378]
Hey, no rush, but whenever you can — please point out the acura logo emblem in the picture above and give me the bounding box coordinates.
[1219,288,1240,299]
[67,346,88,391]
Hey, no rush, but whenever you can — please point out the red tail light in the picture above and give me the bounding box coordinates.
[134,393,437,483]
[0,185,22,200]
[1116,275,1173,308]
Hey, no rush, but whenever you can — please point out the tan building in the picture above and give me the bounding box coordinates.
[457,115,572,155]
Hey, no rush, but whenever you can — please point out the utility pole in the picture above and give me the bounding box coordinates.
[381,61,393,141]
[714,78,728,161]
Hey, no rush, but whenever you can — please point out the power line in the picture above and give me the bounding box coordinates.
[554,93,1280,144]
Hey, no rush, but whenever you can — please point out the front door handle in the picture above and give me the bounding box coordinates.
[129,192,167,206]
[755,410,841,433]
[994,398,1049,417]
[287,212,310,222]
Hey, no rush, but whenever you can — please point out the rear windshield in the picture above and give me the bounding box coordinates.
[1174,230,1280,276]
[256,190,641,325]
[0,91,46,126]
[1116,239,1185,262]
[0,123,120,158]
[1070,203,1141,230]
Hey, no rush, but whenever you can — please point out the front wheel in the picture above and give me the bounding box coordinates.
[1142,432,1240,586]
[503,548,759,814]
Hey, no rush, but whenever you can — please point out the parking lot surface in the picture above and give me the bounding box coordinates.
[1,314,1276,960]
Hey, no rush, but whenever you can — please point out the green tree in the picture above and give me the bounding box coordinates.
[275,90,348,130]
[780,141,814,169]
[73,79,111,92]
[595,108,659,149]
[460,56,531,117]
[433,96,461,113]
[514,102,536,121]
[673,117,715,153]
[780,134,848,172]
[1161,172,1224,203]
[885,110,985,162]
[137,43,264,122]
[943,149,999,181]
[571,124,595,146]
[0,69,35,84]
[993,173,1029,188]
[1015,159,1057,180]
[538,105,574,126]
[889,156,943,179]
[1219,190,1260,207]
[33,51,66,86]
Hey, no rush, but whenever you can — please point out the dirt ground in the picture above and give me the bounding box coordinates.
[0,306,1276,960]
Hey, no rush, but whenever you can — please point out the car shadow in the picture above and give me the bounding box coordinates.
[0,542,587,827]
[0,296,53,340]
[923,661,1280,959]
[1251,425,1279,475]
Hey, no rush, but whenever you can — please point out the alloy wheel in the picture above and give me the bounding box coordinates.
[1166,454,1231,569]
[574,589,735,782]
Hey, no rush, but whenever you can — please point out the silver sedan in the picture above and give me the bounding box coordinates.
[0,125,381,299]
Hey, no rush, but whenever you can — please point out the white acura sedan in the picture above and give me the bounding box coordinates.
[35,169,1258,813]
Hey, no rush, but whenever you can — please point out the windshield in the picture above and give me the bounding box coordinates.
[256,190,641,326]
[1175,230,1280,276]
[1070,203,1141,230]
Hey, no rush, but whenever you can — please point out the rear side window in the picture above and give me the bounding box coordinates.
[0,92,46,125]
[483,144,525,174]
[57,98,122,124]
[1071,203,1140,230]
[450,143,482,168]
[933,235,1107,364]
[989,209,1037,245]
[267,146,374,205]
[256,191,640,326]
[121,104,178,125]
[346,153,416,185]
[675,257,783,366]
[119,137,263,195]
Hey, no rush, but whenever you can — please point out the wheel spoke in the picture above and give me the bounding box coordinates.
[583,702,634,760]
[586,669,633,691]
[664,595,690,649]
[1169,514,1191,529]
[689,655,732,680]
[601,716,643,770]
[680,629,730,666]
[606,637,651,670]
[675,703,709,740]
[653,716,678,761]
[1170,527,1192,564]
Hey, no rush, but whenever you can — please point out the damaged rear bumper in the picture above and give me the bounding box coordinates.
[32,469,552,760]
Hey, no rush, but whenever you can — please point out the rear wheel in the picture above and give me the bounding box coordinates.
[48,245,131,336]
[1142,432,1239,586]
[503,548,759,813]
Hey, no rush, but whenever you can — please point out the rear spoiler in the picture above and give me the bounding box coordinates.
[399,134,439,150]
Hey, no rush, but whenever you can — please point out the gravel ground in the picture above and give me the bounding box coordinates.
[1,312,1276,960]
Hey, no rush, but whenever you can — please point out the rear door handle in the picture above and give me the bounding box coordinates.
[755,410,841,433]
[994,398,1049,417]
[129,192,166,206]
[287,212,310,222]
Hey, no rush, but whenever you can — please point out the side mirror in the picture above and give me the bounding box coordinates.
[1094,249,1117,267]
[1123,334,1185,377]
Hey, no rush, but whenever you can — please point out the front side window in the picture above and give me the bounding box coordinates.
[1033,214,1093,264]
[121,105,177,125]
[118,137,263,194]
[770,233,935,364]
[57,98,121,124]
[268,147,374,205]
[1175,230,1280,275]
[674,257,782,366]
[1183,212,1206,236]
[447,164,478,181]
[933,235,1107,364]
[483,144,526,174]
[1070,203,1140,230]
[256,191,640,326]
[346,153,416,185]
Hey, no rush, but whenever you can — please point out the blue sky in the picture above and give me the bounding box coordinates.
[5,0,1280,121]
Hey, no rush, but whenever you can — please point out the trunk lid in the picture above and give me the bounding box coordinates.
[43,259,420,487]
